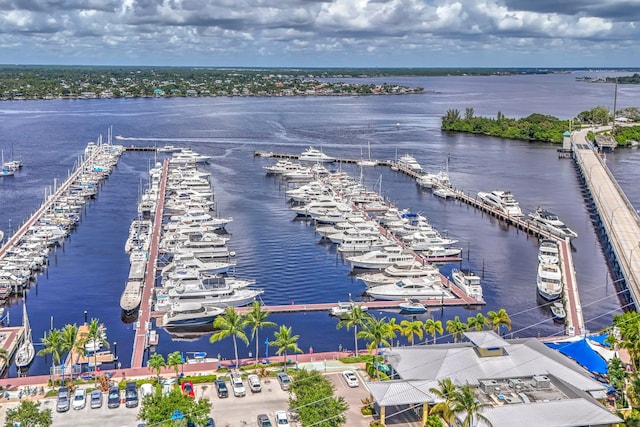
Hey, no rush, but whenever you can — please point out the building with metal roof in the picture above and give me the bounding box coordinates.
[367,331,622,426]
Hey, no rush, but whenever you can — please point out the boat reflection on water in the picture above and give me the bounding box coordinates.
[163,324,215,342]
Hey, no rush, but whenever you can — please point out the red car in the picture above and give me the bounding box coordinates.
[181,381,195,398]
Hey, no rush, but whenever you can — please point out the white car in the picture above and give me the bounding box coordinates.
[342,370,359,388]
[231,374,246,397]
[72,388,87,410]
[274,410,290,427]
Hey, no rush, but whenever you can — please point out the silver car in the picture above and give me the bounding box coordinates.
[90,390,103,409]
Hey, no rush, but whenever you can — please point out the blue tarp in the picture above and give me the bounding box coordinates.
[587,333,610,347]
[546,338,608,374]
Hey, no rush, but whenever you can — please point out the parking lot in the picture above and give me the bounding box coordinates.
[2,367,373,427]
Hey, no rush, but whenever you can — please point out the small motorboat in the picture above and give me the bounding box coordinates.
[399,299,427,314]
[329,301,368,318]
[550,301,566,322]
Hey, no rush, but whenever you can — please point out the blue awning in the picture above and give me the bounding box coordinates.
[587,333,610,347]
[546,338,608,374]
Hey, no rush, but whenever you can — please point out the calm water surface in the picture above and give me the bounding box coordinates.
[2,72,640,377]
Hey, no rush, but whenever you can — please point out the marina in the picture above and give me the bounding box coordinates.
[0,73,635,379]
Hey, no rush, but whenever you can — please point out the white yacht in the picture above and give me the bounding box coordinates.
[433,187,456,199]
[329,301,369,318]
[264,160,304,175]
[366,277,448,301]
[357,261,440,287]
[298,146,334,163]
[346,245,416,270]
[120,258,146,314]
[451,269,483,301]
[477,190,524,217]
[169,148,210,165]
[397,154,422,172]
[157,145,182,153]
[528,208,578,240]
[538,239,560,265]
[401,230,458,251]
[162,302,224,327]
[337,235,393,254]
[416,173,436,188]
[537,262,563,301]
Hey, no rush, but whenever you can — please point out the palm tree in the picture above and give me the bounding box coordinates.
[210,307,249,371]
[357,316,393,380]
[446,316,467,343]
[400,319,424,346]
[83,319,109,385]
[429,378,458,426]
[60,324,79,363]
[467,313,488,331]
[270,325,302,372]
[424,319,444,344]
[243,301,276,369]
[336,306,371,356]
[386,318,403,349]
[167,351,184,379]
[38,329,65,384]
[147,353,166,383]
[487,309,511,336]
[452,383,491,427]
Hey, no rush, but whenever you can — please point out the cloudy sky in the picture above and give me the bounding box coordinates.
[1,0,638,67]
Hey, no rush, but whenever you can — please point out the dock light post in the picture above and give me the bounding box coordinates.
[113,342,117,360]
[265,338,270,364]
[84,310,87,324]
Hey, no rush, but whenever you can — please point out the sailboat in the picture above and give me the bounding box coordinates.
[357,142,377,167]
[15,303,35,369]
[0,150,15,177]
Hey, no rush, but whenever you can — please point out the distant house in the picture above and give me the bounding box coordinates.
[153,89,165,96]
[370,331,621,427]
[185,89,197,96]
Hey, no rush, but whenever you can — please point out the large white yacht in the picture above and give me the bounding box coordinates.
[397,154,423,172]
[477,190,524,217]
[528,208,578,240]
[537,262,563,301]
[346,245,416,270]
[357,261,440,287]
[366,277,449,301]
[162,302,224,327]
[298,146,334,163]
[538,239,560,265]
[451,269,483,301]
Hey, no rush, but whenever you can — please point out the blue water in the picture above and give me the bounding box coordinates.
[2,72,640,377]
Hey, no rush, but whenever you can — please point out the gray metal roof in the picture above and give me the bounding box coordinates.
[464,331,511,349]
[479,399,623,427]
[383,333,607,394]
[365,380,438,406]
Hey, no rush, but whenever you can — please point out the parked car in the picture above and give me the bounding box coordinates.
[257,413,273,427]
[230,373,246,397]
[214,379,228,398]
[276,372,291,391]
[56,387,70,412]
[342,370,360,388]
[72,388,86,410]
[203,418,215,427]
[274,410,290,427]
[107,386,120,408]
[247,374,262,393]
[90,389,103,409]
[125,381,139,408]
[181,380,195,398]
[140,383,155,399]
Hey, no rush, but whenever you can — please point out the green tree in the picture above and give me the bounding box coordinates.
[386,317,403,348]
[452,383,491,427]
[400,319,424,346]
[4,400,52,427]
[466,313,488,331]
[613,312,640,368]
[37,329,64,382]
[289,369,348,427]
[445,316,467,343]
[487,309,511,336]
[82,318,109,385]
[358,317,393,380]
[138,388,211,427]
[429,378,458,426]
[147,353,166,383]
[270,325,302,371]
[424,319,444,344]
[210,307,249,371]
[167,351,184,379]
[336,306,371,356]
[60,324,79,363]
[243,301,276,369]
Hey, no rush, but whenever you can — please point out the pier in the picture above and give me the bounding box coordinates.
[573,129,640,309]
[130,159,169,369]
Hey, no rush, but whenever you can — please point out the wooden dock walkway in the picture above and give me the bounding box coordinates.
[130,159,169,369]
[0,326,25,374]
[573,129,640,309]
